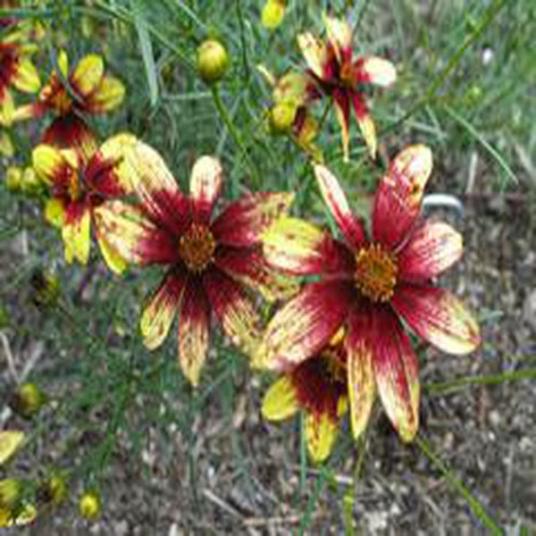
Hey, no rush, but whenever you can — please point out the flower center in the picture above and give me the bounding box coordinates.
[178,223,216,272]
[339,61,355,87]
[355,243,398,302]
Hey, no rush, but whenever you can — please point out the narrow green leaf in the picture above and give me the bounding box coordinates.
[131,3,159,107]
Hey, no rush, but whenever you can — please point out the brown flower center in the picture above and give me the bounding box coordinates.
[178,223,216,272]
[339,61,355,87]
[355,243,398,302]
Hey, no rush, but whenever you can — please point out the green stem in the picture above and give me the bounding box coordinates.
[383,0,506,133]
[426,366,536,396]
[210,85,258,187]
[415,434,503,534]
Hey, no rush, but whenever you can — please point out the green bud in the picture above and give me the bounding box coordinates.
[0,479,22,509]
[30,270,60,308]
[197,39,229,84]
[38,472,68,506]
[79,490,101,520]
[10,382,47,418]
[269,102,297,134]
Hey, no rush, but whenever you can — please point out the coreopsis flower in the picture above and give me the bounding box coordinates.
[298,15,396,160]
[94,141,295,386]
[262,335,348,462]
[32,133,137,273]
[0,30,40,127]
[257,145,480,442]
[14,50,124,156]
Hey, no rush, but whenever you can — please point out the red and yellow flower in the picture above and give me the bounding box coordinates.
[94,141,296,386]
[298,15,396,160]
[257,145,480,443]
[0,29,40,127]
[14,50,124,156]
[32,133,137,273]
[262,335,348,462]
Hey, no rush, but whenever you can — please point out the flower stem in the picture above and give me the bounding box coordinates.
[415,434,502,534]
[425,366,536,396]
[210,85,259,189]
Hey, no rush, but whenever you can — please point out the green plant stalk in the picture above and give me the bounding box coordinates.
[210,85,259,188]
[383,0,507,133]
[426,366,536,396]
[415,434,502,535]
[442,104,517,182]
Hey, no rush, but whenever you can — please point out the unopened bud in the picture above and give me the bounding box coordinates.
[0,479,22,509]
[269,102,297,134]
[10,382,47,418]
[197,39,229,84]
[38,472,68,506]
[5,167,22,192]
[262,0,286,30]
[30,270,60,308]
[79,490,101,520]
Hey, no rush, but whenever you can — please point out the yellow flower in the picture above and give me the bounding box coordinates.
[0,431,24,465]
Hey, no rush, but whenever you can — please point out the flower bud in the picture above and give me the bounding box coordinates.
[269,102,297,134]
[5,167,22,192]
[10,383,47,418]
[38,472,68,506]
[197,39,229,84]
[0,479,22,509]
[261,0,286,30]
[79,490,101,520]
[30,270,60,308]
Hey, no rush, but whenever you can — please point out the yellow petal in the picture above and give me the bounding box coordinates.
[262,217,335,275]
[32,144,75,185]
[305,412,338,463]
[262,376,299,420]
[0,130,14,157]
[356,113,377,159]
[178,283,210,387]
[86,76,125,112]
[346,315,376,439]
[12,58,41,93]
[95,132,138,193]
[71,54,104,96]
[57,49,69,78]
[0,431,24,465]
[189,155,223,221]
[324,15,352,61]
[360,57,397,87]
[44,198,66,228]
[96,233,128,275]
[62,204,91,264]
[0,90,15,127]
[141,271,185,350]
[297,32,327,79]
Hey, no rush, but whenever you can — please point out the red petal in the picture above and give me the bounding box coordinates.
[372,307,420,442]
[202,267,261,357]
[391,284,481,355]
[345,307,376,439]
[215,245,298,301]
[140,269,186,350]
[314,163,366,249]
[254,280,354,370]
[398,221,463,282]
[127,141,190,236]
[178,280,211,387]
[211,192,294,247]
[41,114,98,162]
[372,145,433,250]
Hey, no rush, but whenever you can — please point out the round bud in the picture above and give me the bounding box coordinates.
[30,270,60,308]
[197,39,229,84]
[79,490,101,520]
[269,102,297,134]
[5,167,22,192]
[0,479,22,509]
[262,0,286,30]
[10,382,47,418]
[39,473,68,506]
